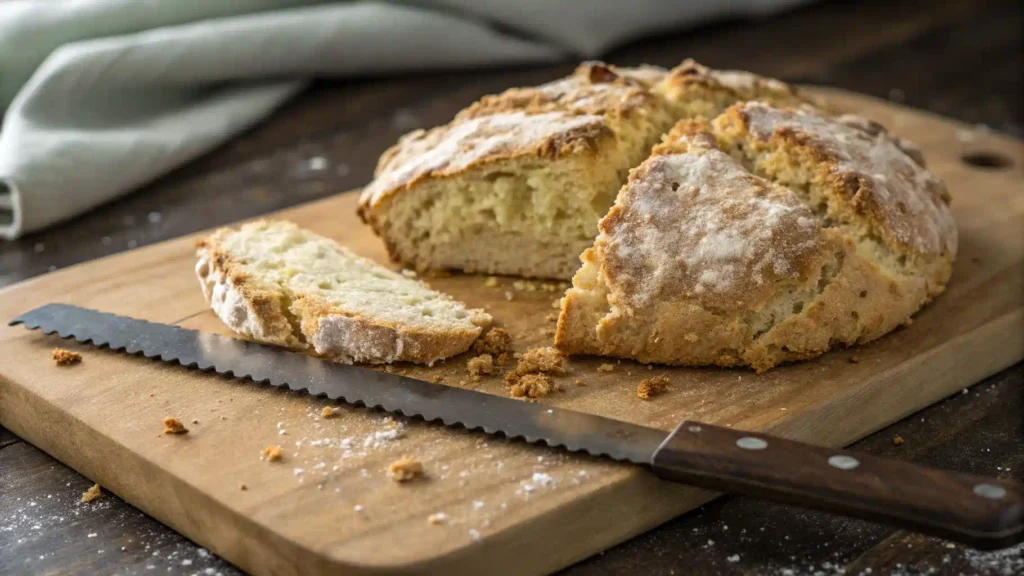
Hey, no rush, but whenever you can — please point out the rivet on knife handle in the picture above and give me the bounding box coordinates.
[650,421,1024,550]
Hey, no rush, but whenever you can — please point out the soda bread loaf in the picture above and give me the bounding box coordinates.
[358,60,806,280]
[195,220,491,365]
[555,103,956,371]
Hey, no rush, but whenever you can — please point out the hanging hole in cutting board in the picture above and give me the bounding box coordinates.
[960,151,1013,170]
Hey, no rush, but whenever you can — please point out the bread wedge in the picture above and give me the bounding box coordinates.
[555,103,956,372]
[195,220,491,365]
[358,62,677,280]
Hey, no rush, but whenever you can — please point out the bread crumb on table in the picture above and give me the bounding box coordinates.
[428,512,447,525]
[507,373,553,399]
[849,355,861,364]
[472,328,513,356]
[52,348,82,366]
[162,417,188,435]
[261,445,283,462]
[484,276,499,288]
[80,483,102,503]
[321,406,340,419]
[597,363,615,373]
[239,483,248,491]
[893,435,904,446]
[466,354,497,381]
[637,376,669,400]
[388,456,424,482]
[514,347,564,375]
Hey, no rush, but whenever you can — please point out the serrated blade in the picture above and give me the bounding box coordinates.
[11,303,667,465]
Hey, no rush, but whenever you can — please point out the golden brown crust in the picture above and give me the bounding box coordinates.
[724,102,956,260]
[296,297,483,366]
[556,103,956,372]
[458,62,667,120]
[655,59,806,116]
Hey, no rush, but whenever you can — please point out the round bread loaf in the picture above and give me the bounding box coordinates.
[555,102,956,372]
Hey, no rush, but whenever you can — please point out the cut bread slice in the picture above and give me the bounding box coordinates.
[195,220,491,365]
[555,103,955,372]
[358,62,677,280]
[358,59,808,280]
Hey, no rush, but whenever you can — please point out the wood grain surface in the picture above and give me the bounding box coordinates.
[0,87,1022,575]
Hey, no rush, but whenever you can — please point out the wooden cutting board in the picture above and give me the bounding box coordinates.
[1,88,1022,576]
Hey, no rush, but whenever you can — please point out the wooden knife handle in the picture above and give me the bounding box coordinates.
[650,421,1024,550]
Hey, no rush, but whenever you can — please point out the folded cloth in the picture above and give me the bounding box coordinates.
[0,0,809,239]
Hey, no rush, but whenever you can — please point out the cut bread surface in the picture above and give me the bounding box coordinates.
[196,220,491,365]
[360,62,676,280]
[359,59,810,280]
[556,104,956,372]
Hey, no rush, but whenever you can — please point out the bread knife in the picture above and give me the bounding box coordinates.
[10,303,1023,549]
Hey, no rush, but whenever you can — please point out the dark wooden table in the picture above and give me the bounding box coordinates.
[2,0,1021,574]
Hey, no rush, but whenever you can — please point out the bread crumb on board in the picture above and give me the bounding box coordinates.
[52,348,82,366]
[321,406,340,419]
[162,417,188,435]
[484,276,499,288]
[80,484,102,503]
[515,347,564,375]
[261,445,283,462]
[597,363,615,373]
[507,373,553,399]
[849,355,861,364]
[466,354,497,381]
[472,328,513,356]
[893,435,904,446]
[239,483,248,491]
[388,456,424,482]
[428,512,447,525]
[636,376,669,400]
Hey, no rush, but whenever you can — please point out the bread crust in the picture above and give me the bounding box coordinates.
[196,221,489,365]
[655,59,807,114]
[556,104,956,372]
